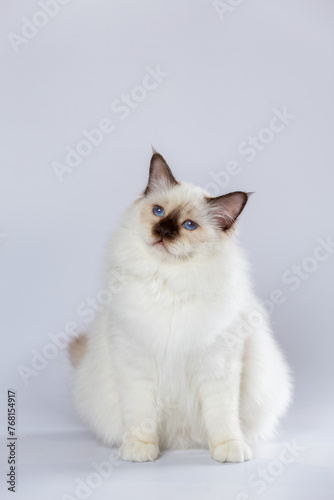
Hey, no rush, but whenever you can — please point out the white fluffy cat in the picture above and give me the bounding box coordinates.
[70,150,292,463]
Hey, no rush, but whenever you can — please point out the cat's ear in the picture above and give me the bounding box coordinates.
[206,191,252,231]
[144,149,178,195]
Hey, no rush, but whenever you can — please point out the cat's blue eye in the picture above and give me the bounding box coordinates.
[183,220,198,231]
[153,205,165,217]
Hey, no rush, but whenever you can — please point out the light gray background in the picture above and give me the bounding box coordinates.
[1,1,333,499]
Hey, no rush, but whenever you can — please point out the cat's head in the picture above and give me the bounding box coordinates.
[137,150,251,261]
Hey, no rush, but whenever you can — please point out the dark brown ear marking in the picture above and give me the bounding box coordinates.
[206,191,251,231]
[144,149,178,195]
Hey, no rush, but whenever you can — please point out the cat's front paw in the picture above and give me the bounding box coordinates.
[119,439,159,462]
[211,439,252,463]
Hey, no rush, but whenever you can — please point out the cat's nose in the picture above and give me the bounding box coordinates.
[157,225,173,238]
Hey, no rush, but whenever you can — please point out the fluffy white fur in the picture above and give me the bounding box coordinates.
[71,152,292,463]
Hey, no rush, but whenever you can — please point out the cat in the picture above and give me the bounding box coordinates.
[69,150,292,463]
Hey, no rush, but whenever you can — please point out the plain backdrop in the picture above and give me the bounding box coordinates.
[0,1,333,499]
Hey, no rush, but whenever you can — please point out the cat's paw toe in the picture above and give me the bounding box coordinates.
[212,439,252,463]
[119,439,159,462]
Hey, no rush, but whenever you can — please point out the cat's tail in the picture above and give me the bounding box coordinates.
[68,334,88,368]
